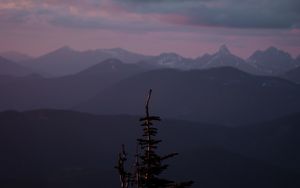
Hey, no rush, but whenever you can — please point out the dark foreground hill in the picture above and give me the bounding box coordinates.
[0,109,300,188]
[226,113,300,169]
[78,67,300,126]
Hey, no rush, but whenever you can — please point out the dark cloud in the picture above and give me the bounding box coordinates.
[0,9,29,24]
[185,3,297,28]
[115,0,212,3]
[0,0,299,30]
[48,13,192,34]
[0,0,193,33]
[114,0,300,29]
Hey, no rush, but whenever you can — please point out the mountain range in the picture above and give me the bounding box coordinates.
[1,58,300,125]
[0,51,33,62]
[1,45,299,77]
[195,45,260,74]
[77,66,300,125]
[1,45,300,187]
[18,46,152,76]
[0,59,150,111]
[247,47,297,75]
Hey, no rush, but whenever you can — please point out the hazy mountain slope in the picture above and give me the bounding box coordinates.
[248,47,296,75]
[140,52,196,69]
[194,53,213,68]
[195,45,259,74]
[25,46,151,76]
[0,110,300,188]
[78,67,300,125]
[0,59,149,111]
[0,74,42,86]
[0,51,33,62]
[283,66,300,83]
[296,55,300,66]
[141,45,259,74]
[0,56,33,76]
[13,45,298,77]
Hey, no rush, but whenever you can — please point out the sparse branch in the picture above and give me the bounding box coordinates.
[145,89,152,119]
[115,144,130,188]
[116,89,193,188]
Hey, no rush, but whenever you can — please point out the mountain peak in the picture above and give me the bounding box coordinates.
[218,44,230,54]
[263,46,292,59]
[265,46,279,53]
[248,46,294,75]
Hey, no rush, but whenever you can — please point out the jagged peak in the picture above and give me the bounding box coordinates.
[264,47,290,56]
[262,46,292,59]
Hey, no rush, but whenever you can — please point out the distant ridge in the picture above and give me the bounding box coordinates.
[12,45,298,77]
[0,59,150,111]
[195,45,259,74]
[0,51,33,62]
[77,67,300,125]
[248,47,297,75]
[23,46,152,76]
[0,56,34,76]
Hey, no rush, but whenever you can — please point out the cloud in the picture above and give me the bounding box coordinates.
[114,0,300,29]
[0,0,191,33]
[0,0,299,31]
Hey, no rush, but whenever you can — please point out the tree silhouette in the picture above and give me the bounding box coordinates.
[116,89,193,188]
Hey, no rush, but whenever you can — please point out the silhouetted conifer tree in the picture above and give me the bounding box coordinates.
[116,89,193,188]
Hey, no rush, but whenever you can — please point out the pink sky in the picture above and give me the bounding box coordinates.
[0,0,299,58]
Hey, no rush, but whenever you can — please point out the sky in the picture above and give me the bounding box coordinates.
[0,0,299,58]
